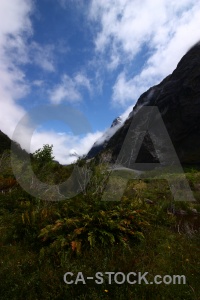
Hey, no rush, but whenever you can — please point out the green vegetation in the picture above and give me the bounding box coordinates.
[33,144,55,165]
[0,148,200,299]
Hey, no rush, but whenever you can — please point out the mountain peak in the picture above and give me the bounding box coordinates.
[111,117,122,128]
[86,115,124,159]
[87,43,200,165]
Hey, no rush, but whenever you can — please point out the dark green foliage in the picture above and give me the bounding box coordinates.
[0,130,29,160]
[38,204,148,254]
[33,144,55,165]
[0,151,200,299]
[0,130,12,154]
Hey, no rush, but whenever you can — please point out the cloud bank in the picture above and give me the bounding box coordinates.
[1,0,200,164]
[49,73,92,105]
[0,0,101,164]
[0,0,32,137]
[90,0,200,107]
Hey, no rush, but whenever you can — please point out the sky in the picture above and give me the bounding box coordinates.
[1,0,200,164]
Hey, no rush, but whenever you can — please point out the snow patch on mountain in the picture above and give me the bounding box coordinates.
[94,115,126,146]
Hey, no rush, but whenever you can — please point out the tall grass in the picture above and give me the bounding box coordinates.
[0,159,199,299]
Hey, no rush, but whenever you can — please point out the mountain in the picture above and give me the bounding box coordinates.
[69,149,79,158]
[87,116,123,159]
[110,116,122,128]
[87,42,200,166]
[0,130,29,159]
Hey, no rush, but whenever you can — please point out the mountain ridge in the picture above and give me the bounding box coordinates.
[87,42,200,166]
[0,129,29,159]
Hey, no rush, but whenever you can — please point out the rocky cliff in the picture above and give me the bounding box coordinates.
[87,42,200,166]
[0,130,29,159]
[87,116,123,159]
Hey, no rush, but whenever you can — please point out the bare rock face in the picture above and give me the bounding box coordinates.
[111,117,122,128]
[87,42,200,166]
[87,116,123,159]
[0,130,28,159]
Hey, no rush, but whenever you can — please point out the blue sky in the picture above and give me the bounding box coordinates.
[1,0,200,163]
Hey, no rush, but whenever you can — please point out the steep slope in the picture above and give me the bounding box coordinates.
[87,116,123,159]
[87,42,200,166]
[0,129,29,159]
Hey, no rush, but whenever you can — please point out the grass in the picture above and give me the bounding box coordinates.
[0,162,200,299]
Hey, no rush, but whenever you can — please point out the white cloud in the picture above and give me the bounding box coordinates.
[29,42,55,72]
[57,0,84,9]
[112,72,148,107]
[49,75,81,104]
[74,73,92,93]
[90,0,166,55]
[93,104,133,146]
[0,0,32,39]
[30,130,103,164]
[0,0,98,165]
[0,0,33,137]
[89,0,200,106]
[0,0,56,140]
[120,104,134,120]
[2,0,200,165]
[32,80,44,87]
[49,73,92,104]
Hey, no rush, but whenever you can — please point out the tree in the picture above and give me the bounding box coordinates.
[33,144,54,165]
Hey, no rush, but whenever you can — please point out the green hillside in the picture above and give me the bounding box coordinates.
[0,147,199,299]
